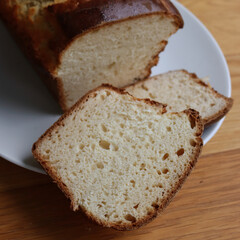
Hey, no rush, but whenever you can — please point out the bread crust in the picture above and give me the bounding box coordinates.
[49,0,183,40]
[32,84,203,231]
[124,69,233,127]
[180,70,233,126]
[0,0,183,111]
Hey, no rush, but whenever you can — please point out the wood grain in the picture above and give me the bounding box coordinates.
[178,0,240,56]
[0,0,240,239]
[0,149,239,240]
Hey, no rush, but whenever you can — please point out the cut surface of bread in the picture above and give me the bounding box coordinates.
[0,0,183,111]
[125,70,233,126]
[55,14,179,109]
[33,85,203,230]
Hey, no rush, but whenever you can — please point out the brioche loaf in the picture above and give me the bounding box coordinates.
[125,70,233,126]
[32,85,203,230]
[0,0,183,111]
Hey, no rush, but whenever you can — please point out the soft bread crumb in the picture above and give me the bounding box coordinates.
[56,15,177,109]
[33,85,203,230]
[125,70,233,126]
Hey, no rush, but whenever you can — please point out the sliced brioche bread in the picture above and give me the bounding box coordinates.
[0,0,183,111]
[125,70,233,126]
[32,85,203,230]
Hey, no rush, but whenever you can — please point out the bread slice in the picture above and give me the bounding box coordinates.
[32,85,203,230]
[125,70,233,126]
[0,0,183,111]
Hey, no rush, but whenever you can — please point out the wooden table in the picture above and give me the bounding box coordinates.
[0,1,239,239]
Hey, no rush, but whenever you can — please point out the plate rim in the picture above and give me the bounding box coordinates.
[173,1,231,145]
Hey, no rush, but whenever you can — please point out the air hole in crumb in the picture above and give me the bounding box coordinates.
[114,69,118,76]
[133,162,137,167]
[114,214,119,218]
[112,144,119,151]
[130,180,136,187]
[133,203,139,209]
[189,115,196,129]
[176,148,185,156]
[140,163,146,170]
[147,210,152,216]
[190,139,197,147]
[45,150,50,154]
[166,126,171,132]
[162,168,169,174]
[157,170,161,175]
[104,214,109,218]
[162,153,169,160]
[79,144,85,150]
[101,95,105,100]
[106,91,111,96]
[124,214,136,223]
[148,122,153,129]
[99,140,110,150]
[211,103,216,107]
[97,204,102,208]
[141,84,148,91]
[97,162,104,169]
[101,124,108,132]
[149,93,156,99]
[102,201,106,205]
[107,62,116,69]
[151,202,159,209]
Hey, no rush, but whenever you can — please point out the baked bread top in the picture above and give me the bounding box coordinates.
[50,0,183,39]
[0,0,184,111]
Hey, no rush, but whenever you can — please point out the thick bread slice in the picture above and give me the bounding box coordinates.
[0,0,183,111]
[125,70,233,126]
[32,85,203,230]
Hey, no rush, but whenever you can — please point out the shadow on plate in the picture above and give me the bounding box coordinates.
[23,155,45,174]
[0,22,61,114]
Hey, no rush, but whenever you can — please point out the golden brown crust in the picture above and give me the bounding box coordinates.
[124,69,234,127]
[50,0,183,39]
[180,70,233,126]
[32,84,203,230]
[0,1,67,111]
[0,0,183,111]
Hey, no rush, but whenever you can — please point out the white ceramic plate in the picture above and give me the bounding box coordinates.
[0,1,232,174]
